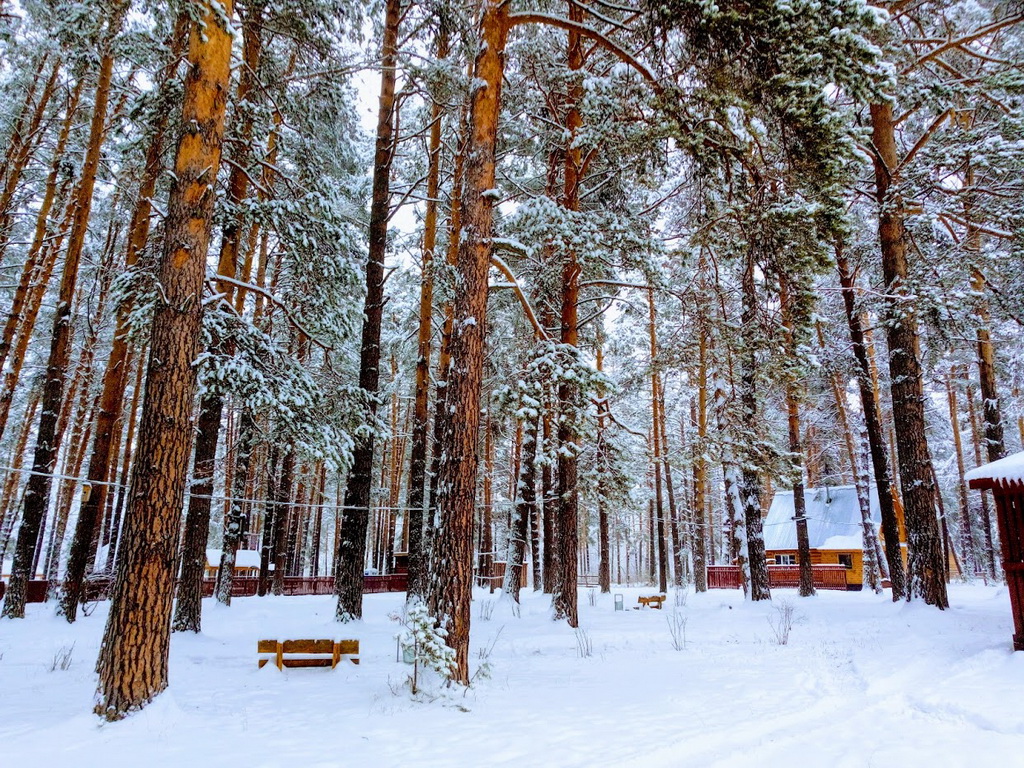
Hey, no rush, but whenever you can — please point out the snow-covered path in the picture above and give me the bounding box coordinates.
[1,584,1021,766]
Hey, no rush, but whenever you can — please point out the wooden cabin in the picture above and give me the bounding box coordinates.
[763,485,901,590]
[204,548,261,579]
[966,451,1024,651]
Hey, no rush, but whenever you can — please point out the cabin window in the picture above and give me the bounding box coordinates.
[774,554,795,565]
[837,553,853,569]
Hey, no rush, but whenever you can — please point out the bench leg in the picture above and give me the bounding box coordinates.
[276,642,283,671]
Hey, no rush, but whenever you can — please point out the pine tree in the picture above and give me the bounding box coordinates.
[95,1,234,719]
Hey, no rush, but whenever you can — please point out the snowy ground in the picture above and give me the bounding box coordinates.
[1,583,1022,767]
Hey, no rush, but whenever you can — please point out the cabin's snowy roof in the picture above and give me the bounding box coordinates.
[965,451,1024,487]
[205,549,261,569]
[762,485,879,551]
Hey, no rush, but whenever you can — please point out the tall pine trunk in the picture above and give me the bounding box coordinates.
[596,338,611,593]
[835,245,907,599]
[739,250,770,601]
[2,4,127,619]
[334,0,400,621]
[648,289,668,593]
[429,0,509,683]
[870,102,947,608]
[552,2,584,626]
[94,2,233,719]
[405,24,449,600]
[174,4,263,632]
[59,23,186,621]
[779,276,814,597]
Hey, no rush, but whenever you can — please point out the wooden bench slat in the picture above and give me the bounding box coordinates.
[257,638,360,669]
[282,639,334,654]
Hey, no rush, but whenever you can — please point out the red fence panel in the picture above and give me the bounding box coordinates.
[707,565,742,589]
[4,572,410,605]
[705,564,849,591]
[363,574,407,593]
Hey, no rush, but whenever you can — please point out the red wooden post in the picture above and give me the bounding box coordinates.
[968,455,1024,651]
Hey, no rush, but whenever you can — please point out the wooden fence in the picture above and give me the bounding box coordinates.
[707,564,849,590]
[0,573,408,604]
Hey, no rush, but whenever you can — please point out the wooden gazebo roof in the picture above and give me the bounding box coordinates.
[965,451,1024,490]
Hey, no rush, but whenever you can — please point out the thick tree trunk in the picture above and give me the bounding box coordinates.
[738,252,770,601]
[334,0,400,621]
[552,2,585,626]
[870,102,947,608]
[94,1,233,719]
[173,5,262,631]
[835,245,907,599]
[2,5,127,620]
[428,0,508,683]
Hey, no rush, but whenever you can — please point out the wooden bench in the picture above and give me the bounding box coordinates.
[257,639,360,670]
[637,594,667,610]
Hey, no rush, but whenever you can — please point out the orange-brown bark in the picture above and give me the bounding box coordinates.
[3,3,127,619]
[95,1,233,719]
[60,21,187,621]
[430,0,510,682]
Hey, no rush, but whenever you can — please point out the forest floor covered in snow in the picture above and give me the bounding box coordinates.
[1,583,1022,766]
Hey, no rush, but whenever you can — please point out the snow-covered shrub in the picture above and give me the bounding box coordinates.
[393,598,456,695]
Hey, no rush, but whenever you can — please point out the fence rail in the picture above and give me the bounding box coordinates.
[706,564,849,591]
[0,573,408,604]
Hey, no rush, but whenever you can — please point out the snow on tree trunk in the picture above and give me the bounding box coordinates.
[94,0,233,719]
[835,245,907,600]
[3,2,127,620]
[428,0,509,683]
[334,0,401,622]
[870,102,947,609]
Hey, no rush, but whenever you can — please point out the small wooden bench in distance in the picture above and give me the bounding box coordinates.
[257,639,360,670]
[637,595,667,610]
